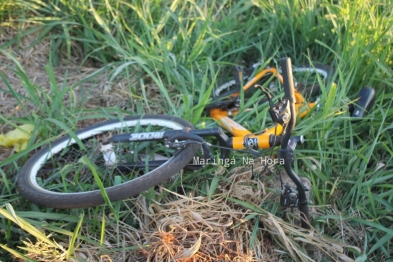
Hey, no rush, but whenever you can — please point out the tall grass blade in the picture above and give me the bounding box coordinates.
[0,244,33,261]
[66,212,84,260]
[0,204,62,249]
[78,156,118,219]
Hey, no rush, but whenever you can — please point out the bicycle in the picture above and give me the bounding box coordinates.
[17,57,375,229]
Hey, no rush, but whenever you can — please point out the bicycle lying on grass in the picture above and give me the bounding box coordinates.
[17,57,375,229]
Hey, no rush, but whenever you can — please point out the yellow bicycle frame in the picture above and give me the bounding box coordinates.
[209,68,316,150]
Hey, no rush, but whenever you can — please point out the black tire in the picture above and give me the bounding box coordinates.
[17,115,199,208]
[294,63,333,99]
[214,63,333,99]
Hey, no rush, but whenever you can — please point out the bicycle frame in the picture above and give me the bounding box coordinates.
[110,64,318,159]
[208,69,316,150]
[107,57,311,228]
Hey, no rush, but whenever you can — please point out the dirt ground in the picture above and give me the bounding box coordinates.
[0,25,166,162]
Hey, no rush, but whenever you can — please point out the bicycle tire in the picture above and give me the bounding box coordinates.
[214,63,333,99]
[17,115,199,209]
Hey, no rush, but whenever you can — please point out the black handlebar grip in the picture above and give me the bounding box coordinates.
[351,87,375,118]
[299,204,311,229]
[280,57,296,103]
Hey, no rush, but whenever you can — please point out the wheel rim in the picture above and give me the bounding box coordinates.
[27,118,189,195]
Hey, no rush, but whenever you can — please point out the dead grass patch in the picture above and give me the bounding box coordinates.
[70,166,358,262]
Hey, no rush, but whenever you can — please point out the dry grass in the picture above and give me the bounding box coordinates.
[68,166,358,262]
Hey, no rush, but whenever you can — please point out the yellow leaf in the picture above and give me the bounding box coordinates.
[0,124,34,152]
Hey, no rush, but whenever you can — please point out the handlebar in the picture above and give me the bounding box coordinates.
[280,57,297,150]
[281,57,296,104]
[279,57,311,229]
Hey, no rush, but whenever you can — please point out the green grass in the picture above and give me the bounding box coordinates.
[1,0,393,261]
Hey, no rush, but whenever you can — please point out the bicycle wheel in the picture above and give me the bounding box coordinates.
[214,63,333,99]
[17,115,199,209]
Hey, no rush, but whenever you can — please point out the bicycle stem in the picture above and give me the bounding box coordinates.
[279,57,310,229]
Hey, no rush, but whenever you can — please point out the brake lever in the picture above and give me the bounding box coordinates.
[257,85,291,126]
[166,130,211,161]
